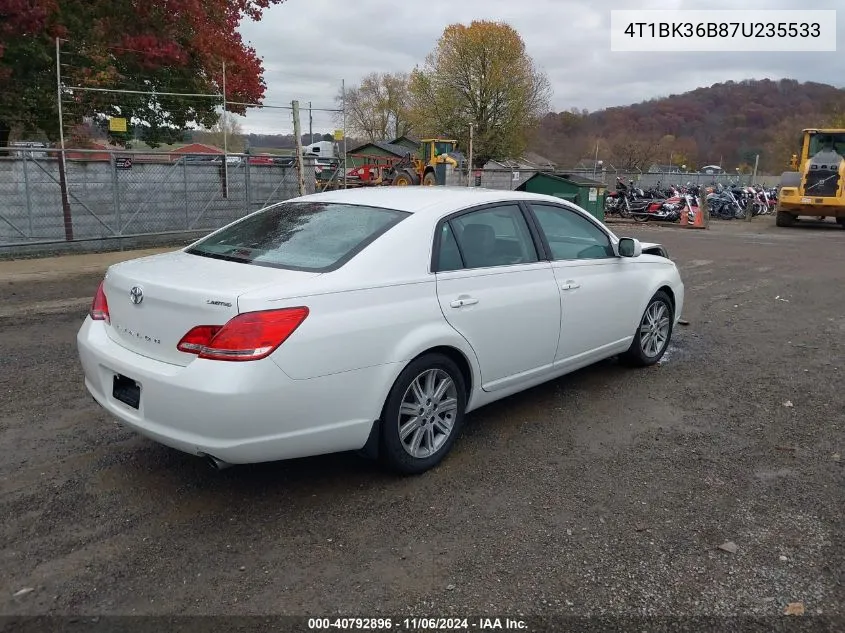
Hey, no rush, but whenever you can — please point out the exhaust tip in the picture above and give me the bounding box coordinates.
[204,454,233,471]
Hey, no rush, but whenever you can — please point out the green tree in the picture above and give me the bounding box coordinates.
[407,21,551,166]
[0,0,286,148]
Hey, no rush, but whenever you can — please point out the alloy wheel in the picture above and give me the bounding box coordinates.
[639,300,671,358]
[397,369,458,458]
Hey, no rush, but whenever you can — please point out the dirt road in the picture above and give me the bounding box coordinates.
[1,220,843,619]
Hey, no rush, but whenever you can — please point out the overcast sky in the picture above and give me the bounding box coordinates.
[235,0,843,135]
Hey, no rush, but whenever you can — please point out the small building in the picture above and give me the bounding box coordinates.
[522,152,557,171]
[345,140,412,168]
[483,152,555,171]
[389,135,421,152]
[699,164,725,175]
[516,172,606,220]
[169,142,223,161]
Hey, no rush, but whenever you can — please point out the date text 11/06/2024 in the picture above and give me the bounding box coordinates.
[307,617,528,630]
[622,22,821,39]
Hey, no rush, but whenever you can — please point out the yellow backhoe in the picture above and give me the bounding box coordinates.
[389,139,460,186]
[777,128,845,227]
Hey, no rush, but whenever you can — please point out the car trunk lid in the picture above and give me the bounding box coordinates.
[103,250,319,366]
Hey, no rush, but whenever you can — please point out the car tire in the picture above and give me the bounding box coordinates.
[379,353,467,475]
[776,210,796,227]
[621,290,674,367]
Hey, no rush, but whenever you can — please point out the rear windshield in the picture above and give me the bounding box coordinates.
[186,201,409,272]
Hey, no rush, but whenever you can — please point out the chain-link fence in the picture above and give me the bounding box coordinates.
[567,168,782,189]
[0,148,316,251]
[444,166,782,192]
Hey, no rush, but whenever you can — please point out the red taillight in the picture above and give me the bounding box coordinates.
[90,280,110,323]
[176,325,222,354]
[176,307,309,362]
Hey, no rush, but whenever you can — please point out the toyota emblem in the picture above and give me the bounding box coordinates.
[129,285,144,305]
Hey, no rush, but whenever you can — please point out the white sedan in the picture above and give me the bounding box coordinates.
[77,187,684,474]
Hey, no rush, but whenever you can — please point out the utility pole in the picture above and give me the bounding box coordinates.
[341,79,347,189]
[292,100,306,196]
[753,154,759,182]
[467,123,474,186]
[308,101,313,144]
[593,142,599,177]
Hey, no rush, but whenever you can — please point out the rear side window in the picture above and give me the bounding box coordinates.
[446,204,539,269]
[187,201,408,271]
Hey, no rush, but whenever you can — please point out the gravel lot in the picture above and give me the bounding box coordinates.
[1,219,843,622]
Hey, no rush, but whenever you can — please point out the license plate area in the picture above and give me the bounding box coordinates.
[112,374,141,409]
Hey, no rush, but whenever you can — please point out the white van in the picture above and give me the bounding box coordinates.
[302,141,336,159]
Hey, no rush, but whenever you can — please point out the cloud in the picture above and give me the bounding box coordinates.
[236,0,844,134]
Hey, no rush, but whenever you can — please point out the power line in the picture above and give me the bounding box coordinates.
[65,86,222,99]
[62,88,342,113]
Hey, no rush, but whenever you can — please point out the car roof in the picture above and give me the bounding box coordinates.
[289,186,565,214]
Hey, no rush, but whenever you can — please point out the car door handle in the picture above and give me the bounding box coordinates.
[560,281,580,291]
[450,297,479,308]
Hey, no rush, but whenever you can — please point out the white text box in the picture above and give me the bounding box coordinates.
[610,10,836,52]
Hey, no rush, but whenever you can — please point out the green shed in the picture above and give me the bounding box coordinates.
[517,172,606,220]
[345,141,410,168]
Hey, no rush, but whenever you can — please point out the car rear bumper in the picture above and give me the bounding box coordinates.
[77,318,398,464]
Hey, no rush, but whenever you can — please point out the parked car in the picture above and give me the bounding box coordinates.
[77,188,684,474]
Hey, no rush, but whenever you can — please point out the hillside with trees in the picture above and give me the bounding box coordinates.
[532,79,845,174]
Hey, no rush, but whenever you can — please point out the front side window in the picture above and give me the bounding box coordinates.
[808,132,845,156]
[529,204,614,260]
[442,204,539,270]
[187,201,408,271]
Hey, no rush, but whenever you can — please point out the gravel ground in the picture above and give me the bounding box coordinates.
[1,218,843,622]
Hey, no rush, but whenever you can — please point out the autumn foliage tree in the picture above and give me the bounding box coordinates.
[407,21,551,166]
[340,72,411,142]
[0,0,286,148]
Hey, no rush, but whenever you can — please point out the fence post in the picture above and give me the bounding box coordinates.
[292,100,306,196]
[244,158,251,216]
[110,153,123,250]
[183,157,189,229]
[57,149,74,241]
[22,150,33,238]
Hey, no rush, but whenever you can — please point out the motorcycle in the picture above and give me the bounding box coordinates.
[604,178,632,218]
[631,196,681,222]
[706,184,746,219]
[750,186,774,216]
[623,186,663,222]
[631,189,699,223]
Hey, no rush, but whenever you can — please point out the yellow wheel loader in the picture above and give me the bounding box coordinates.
[777,128,845,227]
[387,139,461,186]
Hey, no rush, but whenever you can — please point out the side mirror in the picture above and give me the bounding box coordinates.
[618,237,642,258]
